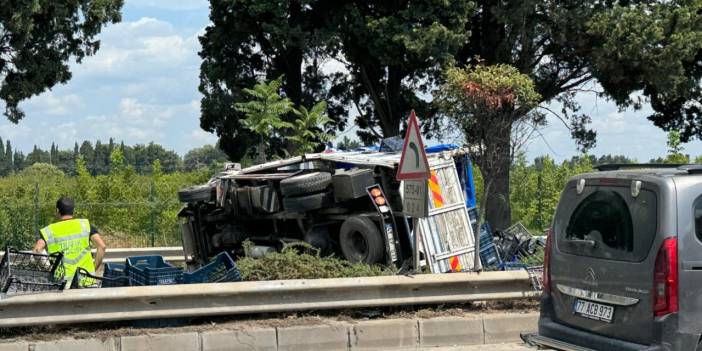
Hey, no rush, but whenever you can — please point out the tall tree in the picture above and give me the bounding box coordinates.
[437,64,542,228]
[198,0,343,159]
[1,0,124,121]
[0,136,5,175]
[446,0,702,229]
[328,1,475,142]
[4,140,12,173]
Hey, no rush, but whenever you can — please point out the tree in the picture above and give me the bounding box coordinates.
[234,76,294,163]
[4,141,12,174]
[437,64,541,229]
[198,0,341,160]
[665,131,689,164]
[337,136,362,151]
[288,101,333,155]
[327,1,475,142]
[1,0,124,122]
[198,0,475,157]
[183,144,229,171]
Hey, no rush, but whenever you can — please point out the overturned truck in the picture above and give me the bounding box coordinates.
[177,146,479,273]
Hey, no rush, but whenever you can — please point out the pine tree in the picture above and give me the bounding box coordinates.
[0,137,5,175]
[5,141,12,173]
[12,151,23,172]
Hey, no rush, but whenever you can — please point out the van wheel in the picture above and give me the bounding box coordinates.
[280,172,332,197]
[339,216,384,264]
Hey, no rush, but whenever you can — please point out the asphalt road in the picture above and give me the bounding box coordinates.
[423,343,536,350]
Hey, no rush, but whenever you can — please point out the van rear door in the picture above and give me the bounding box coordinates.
[550,177,663,345]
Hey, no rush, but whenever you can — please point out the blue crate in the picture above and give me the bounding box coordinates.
[479,223,493,248]
[184,252,242,284]
[479,243,502,268]
[102,263,129,287]
[126,256,183,286]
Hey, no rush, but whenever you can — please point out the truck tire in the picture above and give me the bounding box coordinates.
[280,172,332,197]
[339,216,384,264]
[178,185,214,203]
[282,191,334,212]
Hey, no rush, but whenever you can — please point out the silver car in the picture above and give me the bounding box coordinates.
[524,164,702,351]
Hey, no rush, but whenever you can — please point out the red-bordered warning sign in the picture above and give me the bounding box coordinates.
[396,110,430,180]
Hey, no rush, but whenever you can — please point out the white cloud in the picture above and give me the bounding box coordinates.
[126,0,209,11]
[77,17,201,78]
[22,92,84,116]
[0,123,31,141]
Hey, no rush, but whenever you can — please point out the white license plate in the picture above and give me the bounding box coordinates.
[573,299,614,323]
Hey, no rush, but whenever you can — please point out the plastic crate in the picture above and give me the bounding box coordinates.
[0,247,66,295]
[479,243,502,268]
[479,223,493,248]
[126,255,183,286]
[70,268,130,289]
[184,252,241,284]
[103,263,129,287]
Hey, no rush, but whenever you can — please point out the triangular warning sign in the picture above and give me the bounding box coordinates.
[396,110,430,180]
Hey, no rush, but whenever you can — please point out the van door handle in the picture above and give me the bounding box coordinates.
[682,261,702,270]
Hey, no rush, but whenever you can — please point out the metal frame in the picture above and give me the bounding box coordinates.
[413,161,477,273]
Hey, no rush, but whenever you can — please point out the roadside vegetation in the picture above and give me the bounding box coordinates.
[1,138,697,254]
[237,242,391,281]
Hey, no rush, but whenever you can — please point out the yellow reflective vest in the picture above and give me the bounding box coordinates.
[40,218,95,284]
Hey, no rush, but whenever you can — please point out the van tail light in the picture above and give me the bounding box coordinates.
[543,228,553,293]
[653,237,678,317]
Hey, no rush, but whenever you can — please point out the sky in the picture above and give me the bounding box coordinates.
[4,0,702,162]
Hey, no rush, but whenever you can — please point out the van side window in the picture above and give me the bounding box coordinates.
[566,190,634,252]
[695,201,702,242]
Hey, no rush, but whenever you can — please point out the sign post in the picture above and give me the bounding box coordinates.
[396,110,430,273]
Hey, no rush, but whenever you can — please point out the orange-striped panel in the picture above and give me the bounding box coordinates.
[428,170,444,208]
[450,256,462,272]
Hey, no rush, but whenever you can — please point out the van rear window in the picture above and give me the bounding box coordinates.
[555,184,657,262]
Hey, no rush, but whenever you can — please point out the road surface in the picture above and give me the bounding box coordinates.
[424,343,536,350]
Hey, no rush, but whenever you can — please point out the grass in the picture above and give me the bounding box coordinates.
[237,242,393,281]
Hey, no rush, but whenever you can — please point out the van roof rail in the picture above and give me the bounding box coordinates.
[595,164,687,172]
[677,165,702,174]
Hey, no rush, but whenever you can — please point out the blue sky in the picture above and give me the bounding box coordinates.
[4,0,702,162]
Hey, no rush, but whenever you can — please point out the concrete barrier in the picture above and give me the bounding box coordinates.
[0,312,539,351]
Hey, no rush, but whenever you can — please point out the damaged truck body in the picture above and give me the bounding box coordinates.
[177,145,479,273]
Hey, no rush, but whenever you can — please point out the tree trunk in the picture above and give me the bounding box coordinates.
[479,121,512,231]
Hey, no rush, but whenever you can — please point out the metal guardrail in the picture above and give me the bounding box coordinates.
[0,247,185,265]
[0,271,539,327]
[101,247,184,264]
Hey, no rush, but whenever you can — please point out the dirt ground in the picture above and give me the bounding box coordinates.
[0,299,539,342]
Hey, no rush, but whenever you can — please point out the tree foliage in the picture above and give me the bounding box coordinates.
[0,139,227,175]
[235,76,295,162]
[0,158,211,250]
[198,0,476,157]
[288,101,333,155]
[436,64,541,229]
[0,0,124,122]
[664,131,690,164]
[183,144,229,172]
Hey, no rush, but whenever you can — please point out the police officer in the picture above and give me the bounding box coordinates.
[32,197,107,284]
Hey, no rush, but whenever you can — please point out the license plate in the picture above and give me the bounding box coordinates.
[573,299,614,323]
